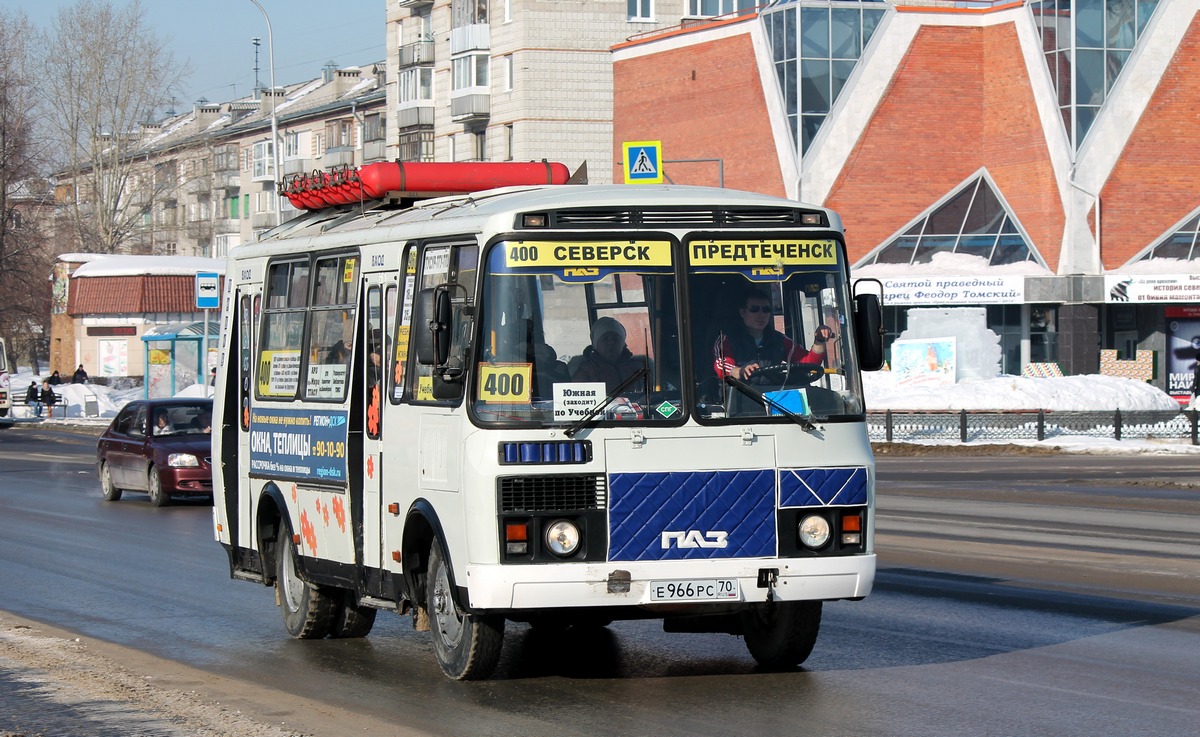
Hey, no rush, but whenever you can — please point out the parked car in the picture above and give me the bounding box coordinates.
[97,398,213,506]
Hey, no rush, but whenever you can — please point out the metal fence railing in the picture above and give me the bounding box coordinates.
[867,409,1200,445]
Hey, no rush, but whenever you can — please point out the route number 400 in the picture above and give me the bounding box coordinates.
[478,364,532,403]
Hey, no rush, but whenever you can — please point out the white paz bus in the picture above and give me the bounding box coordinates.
[212,161,884,680]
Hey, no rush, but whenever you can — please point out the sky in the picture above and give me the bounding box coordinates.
[9,0,387,113]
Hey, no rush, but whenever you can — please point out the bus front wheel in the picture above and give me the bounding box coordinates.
[276,533,337,639]
[426,540,504,680]
[741,599,822,669]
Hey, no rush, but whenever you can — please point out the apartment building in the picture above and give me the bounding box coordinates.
[384,0,760,180]
[54,62,386,260]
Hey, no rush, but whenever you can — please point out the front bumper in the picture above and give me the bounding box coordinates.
[464,554,875,611]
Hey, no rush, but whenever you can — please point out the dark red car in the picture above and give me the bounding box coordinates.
[96,398,213,506]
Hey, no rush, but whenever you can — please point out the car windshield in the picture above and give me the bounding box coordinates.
[150,404,212,436]
[472,238,682,426]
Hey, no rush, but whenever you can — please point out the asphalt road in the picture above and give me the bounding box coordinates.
[1,424,1198,736]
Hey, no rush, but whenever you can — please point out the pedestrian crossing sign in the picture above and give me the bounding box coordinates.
[623,141,663,184]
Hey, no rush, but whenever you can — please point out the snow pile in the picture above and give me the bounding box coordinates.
[862,371,1181,412]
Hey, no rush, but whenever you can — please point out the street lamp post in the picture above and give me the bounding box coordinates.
[249,0,282,227]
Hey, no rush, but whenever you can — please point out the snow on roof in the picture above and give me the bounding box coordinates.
[56,253,109,265]
[276,78,326,113]
[340,74,378,98]
[1106,257,1200,275]
[852,251,1052,278]
[71,256,225,278]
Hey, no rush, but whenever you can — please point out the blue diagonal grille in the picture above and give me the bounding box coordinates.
[779,467,868,508]
[608,471,776,561]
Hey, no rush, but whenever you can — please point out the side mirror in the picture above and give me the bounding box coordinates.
[853,291,885,371]
[412,287,452,366]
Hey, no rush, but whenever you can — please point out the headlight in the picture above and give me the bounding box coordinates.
[798,514,831,549]
[544,520,580,557]
[168,453,199,468]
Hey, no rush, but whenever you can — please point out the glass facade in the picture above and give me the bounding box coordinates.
[1131,208,1200,263]
[1029,0,1160,149]
[859,175,1047,268]
[763,1,888,156]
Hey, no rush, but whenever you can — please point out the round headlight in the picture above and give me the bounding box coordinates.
[544,520,581,557]
[798,514,831,549]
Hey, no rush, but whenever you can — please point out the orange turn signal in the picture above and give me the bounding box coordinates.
[842,514,862,533]
[505,522,528,542]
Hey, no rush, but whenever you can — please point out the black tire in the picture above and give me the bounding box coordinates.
[276,533,337,639]
[330,591,377,639]
[741,599,822,670]
[426,540,504,680]
[147,465,169,507]
[100,462,122,502]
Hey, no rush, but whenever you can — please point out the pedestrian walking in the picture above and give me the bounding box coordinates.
[25,381,41,418]
[40,381,59,419]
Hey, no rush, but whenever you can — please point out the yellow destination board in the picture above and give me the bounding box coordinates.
[689,239,839,266]
[503,241,673,268]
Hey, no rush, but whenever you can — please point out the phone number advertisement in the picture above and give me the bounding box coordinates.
[249,407,349,483]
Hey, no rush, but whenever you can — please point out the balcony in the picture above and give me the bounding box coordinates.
[282,158,314,177]
[213,171,240,191]
[363,139,386,163]
[252,211,278,229]
[399,40,434,68]
[395,0,432,7]
[213,218,240,236]
[450,24,489,54]
[184,175,212,194]
[451,92,491,122]
[396,103,434,129]
[323,147,356,168]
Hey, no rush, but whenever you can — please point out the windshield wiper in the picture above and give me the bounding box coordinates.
[564,368,648,438]
[723,376,816,431]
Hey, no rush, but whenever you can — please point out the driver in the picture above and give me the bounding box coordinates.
[713,288,834,381]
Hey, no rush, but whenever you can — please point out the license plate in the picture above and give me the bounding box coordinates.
[648,578,740,602]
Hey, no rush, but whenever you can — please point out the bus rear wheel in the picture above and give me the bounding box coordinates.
[741,599,822,669]
[330,591,377,639]
[426,540,504,680]
[276,533,337,639]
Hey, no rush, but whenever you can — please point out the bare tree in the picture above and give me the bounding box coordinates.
[40,0,186,254]
[0,8,53,368]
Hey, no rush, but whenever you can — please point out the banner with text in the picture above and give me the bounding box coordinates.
[249,407,349,483]
[879,276,1024,306]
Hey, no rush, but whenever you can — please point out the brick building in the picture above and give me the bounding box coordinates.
[613,0,1200,399]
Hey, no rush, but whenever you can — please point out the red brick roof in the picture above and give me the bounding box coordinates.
[68,275,203,315]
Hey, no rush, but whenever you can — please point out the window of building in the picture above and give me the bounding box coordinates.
[452,53,489,91]
[364,113,386,142]
[399,67,433,104]
[1130,206,1200,264]
[325,120,353,148]
[452,0,488,27]
[503,54,514,92]
[1029,0,1160,149]
[252,140,274,179]
[398,130,435,163]
[689,0,756,17]
[504,124,514,161]
[859,172,1048,269]
[628,0,653,21]
[763,0,888,156]
[284,131,301,159]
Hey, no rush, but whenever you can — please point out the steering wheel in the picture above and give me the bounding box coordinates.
[750,362,824,386]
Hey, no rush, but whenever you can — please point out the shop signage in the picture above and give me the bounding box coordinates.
[879,275,1024,306]
[1104,273,1200,303]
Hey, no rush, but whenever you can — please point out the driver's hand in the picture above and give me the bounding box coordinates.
[814,325,836,344]
[738,362,760,379]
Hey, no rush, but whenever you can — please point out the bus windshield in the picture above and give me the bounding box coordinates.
[685,236,865,420]
[473,239,681,425]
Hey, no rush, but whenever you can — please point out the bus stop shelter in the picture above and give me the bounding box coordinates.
[140,321,219,398]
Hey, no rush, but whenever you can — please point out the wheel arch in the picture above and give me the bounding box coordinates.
[402,499,462,610]
[256,482,293,586]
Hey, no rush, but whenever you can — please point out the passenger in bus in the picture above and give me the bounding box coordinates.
[531,341,570,398]
[326,338,351,364]
[571,316,643,394]
[713,288,834,382]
